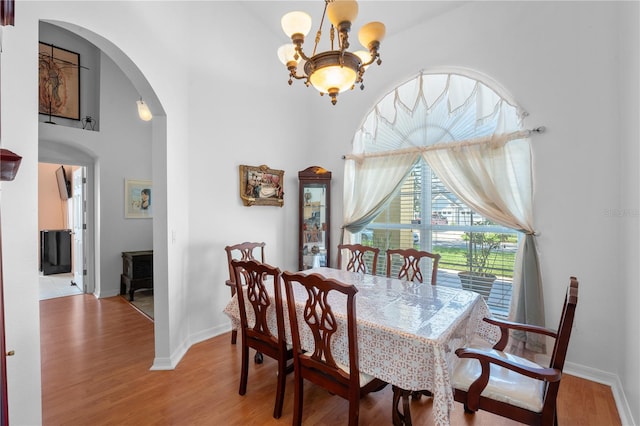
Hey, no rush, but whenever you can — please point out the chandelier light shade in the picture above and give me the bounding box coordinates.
[278,0,385,105]
[281,11,312,38]
[327,0,358,26]
[136,99,152,121]
[358,21,386,48]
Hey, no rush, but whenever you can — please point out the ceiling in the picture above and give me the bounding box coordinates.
[238,1,468,44]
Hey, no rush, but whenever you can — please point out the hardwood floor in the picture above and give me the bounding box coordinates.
[41,295,621,425]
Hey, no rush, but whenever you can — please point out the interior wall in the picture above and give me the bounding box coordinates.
[183,1,310,339]
[618,1,640,420]
[1,11,43,424]
[38,162,72,231]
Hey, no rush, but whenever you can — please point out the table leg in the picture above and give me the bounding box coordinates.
[392,385,412,426]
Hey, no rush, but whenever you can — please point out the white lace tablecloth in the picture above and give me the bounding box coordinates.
[223,267,499,426]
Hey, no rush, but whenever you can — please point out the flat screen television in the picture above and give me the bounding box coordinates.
[55,165,72,200]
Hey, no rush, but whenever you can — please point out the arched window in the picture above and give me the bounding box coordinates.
[343,69,544,347]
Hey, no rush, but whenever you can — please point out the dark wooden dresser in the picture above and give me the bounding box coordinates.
[120,250,153,301]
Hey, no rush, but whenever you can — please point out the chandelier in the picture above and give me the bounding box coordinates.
[277,0,385,105]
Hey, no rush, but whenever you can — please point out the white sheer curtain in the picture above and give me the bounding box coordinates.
[423,132,545,351]
[343,70,544,350]
[342,152,418,239]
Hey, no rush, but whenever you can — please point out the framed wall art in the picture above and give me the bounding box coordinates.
[125,179,152,218]
[38,42,80,121]
[239,164,284,207]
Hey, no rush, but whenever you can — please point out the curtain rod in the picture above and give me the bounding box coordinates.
[342,126,546,160]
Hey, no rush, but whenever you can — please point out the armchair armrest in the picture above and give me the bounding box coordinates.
[456,347,562,382]
[455,347,562,412]
[483,317,558,351]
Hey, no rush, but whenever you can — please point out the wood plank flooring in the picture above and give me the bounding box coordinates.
[40,295,621,425]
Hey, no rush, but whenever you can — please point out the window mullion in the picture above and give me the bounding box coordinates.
[421,161,432,251]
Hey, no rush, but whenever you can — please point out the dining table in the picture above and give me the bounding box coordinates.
[223,266,500,426]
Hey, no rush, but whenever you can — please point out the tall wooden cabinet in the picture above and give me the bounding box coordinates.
[298,166,331,270]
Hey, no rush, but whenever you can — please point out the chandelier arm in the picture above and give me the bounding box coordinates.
[294,43,313,62]
[359,54,379,68]
[360,41,382,67]
[289,71,308,81]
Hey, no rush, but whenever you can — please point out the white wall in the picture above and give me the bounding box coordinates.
[618,0,640,419]
[183,1,310,342]
[1,9,43,422]
[0,1,637,425]
[38,163,72,231]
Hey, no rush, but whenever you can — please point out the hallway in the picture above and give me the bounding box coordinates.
[38,272,82,300]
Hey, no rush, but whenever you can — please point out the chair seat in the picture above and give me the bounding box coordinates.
[451,346,545,412]
[336,361,378,387]
[468,334,495,348]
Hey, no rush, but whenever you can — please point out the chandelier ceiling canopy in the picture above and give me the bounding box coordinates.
[277,0,385,105]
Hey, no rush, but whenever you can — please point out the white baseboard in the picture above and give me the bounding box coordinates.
[150,324,227,371]
[150,338,189,371]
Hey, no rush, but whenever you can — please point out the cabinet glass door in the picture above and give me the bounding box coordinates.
[301,184,327,269]
[298,166,331,270]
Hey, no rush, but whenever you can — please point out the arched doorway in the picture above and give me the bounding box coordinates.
[37,20,169,365]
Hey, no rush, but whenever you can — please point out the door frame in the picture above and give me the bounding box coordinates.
[71,166,86,292]
[38,146,96,296]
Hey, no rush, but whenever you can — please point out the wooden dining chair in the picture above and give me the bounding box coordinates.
[337,243,380,275]
[224,241,265,344]
[451,277,579,426]
[231,259,293,419]
[385,248,441,285]
[282,271,388,426]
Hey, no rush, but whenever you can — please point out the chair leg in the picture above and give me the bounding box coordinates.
[231,329,237,344]
[392,385,412,426]
[348,397,360,426]
[411,389,432,400]
[292,372,304,426]
[273,359,287,419]
[238,343,249,396]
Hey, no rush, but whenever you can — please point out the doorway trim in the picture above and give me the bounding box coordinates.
[39,142,96,295]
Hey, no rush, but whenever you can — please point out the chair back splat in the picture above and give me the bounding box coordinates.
[337,244,380,275]
[386,248,441,285]
[224,241,265,344]
[452,276,579,426]
[232,259,293,419]
[282,271,387,426]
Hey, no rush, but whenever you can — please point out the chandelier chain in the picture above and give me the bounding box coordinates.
[312,0,330,56]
